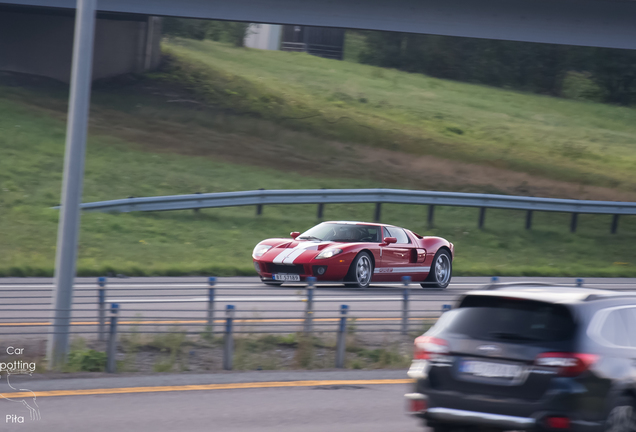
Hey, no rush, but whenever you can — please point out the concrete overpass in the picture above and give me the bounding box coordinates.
[0,4,160,82]
[3,0,636,50]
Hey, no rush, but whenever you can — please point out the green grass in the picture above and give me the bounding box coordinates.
[1,39,636,277]
[160,38,636,192]
[0,94,635,276]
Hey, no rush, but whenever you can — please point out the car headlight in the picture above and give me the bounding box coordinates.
[316,248,343,259]
[253,244,272,258]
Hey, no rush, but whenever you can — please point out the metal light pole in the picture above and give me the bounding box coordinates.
[47,0,97,369]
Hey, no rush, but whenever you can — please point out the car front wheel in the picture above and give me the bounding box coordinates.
[345,252,373,288]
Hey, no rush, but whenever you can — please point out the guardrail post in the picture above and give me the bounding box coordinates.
[256,188,264,216]
[525,210,533,230]
[207,277,216,333]
[98,276,106,342]
[317,203,324,221]
[223,305,235,370]
[611,214,619,234]
[304,277,315,334]
[335,304,349,368]
[478,207,486,229]
[374,203,382,222]
[106,303,119,373]
[576,278,584,287]
[570,213,578,233]
[402,276,411,335]
[428,205,435,228]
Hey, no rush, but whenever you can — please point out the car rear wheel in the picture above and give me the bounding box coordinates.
[421,249,452,289]
[605,396,636,432]
[345,252,373,288]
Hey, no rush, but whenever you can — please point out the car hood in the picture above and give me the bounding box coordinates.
[259,239,350,264]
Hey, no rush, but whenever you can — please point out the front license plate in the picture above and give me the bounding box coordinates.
[272,274,300,282]
[461,360,522,379]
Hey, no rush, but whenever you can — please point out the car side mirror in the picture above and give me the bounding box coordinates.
[290,232,300,239]
[382,237,397,245]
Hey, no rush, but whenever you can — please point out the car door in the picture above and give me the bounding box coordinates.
[378,227,414,281]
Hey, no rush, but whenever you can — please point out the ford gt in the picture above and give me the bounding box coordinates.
[252,221,454,288]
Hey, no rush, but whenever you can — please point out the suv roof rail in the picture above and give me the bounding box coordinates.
[585,292,636,302]
[483,282,557,290]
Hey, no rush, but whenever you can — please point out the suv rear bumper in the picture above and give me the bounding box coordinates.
[426,407,536,429]
[405,392,603,432]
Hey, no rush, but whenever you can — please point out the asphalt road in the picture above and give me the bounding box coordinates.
[1,277,634,339]
[0,370,419,432]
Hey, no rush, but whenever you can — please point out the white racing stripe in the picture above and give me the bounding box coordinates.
[273,241,327,265]
[272,249,296,264]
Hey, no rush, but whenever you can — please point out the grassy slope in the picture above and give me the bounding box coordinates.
[0,93,635,277]
[161,38,636,191]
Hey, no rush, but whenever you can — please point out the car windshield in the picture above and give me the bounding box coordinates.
[298,223,381,242]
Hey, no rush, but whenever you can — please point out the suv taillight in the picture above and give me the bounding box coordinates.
[535,352,599,377]
[414,336,449,360]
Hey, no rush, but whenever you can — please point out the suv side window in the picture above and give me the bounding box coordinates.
[599,310,630,347]
[385,227,411,244]
[618,308,636,347]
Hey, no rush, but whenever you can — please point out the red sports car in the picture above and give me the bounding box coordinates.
[252,221,454,288]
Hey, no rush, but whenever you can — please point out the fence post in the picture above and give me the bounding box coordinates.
[335,304,349,368]
[374,203,382,222]
[304,277,315,334]
[207,277,216,334]
[97,276,106,342]
[525,210,533,230]
[428,205,435,228]
[223,305,235,370]
[256,188,264,216]
[317,203,324,221]
[106,303,119,373]
[478,207,486,229]
[401,276,411,335]
[611,214,619,234]
[570,213,578,233]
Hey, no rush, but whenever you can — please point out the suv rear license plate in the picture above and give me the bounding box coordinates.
[461,360,522,379]
[272,274,301,282]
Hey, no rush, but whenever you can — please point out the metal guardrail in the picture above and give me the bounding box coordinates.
[0,276,629,372]
[66,188,636,233]
[0,276,452,372]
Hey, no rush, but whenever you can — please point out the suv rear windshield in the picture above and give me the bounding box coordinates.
[444,296,576,343]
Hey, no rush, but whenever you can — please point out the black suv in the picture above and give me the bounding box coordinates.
[406,283,636,432]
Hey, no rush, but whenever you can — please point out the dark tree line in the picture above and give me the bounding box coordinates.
[163,18,249,47]
[358,32,636,105]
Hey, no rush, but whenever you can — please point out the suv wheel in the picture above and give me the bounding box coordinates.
[606,397,636,432]
[432,425,481,432]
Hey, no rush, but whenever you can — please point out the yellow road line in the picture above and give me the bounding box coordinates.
[0,317,437,327]
[1,379,413,398]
